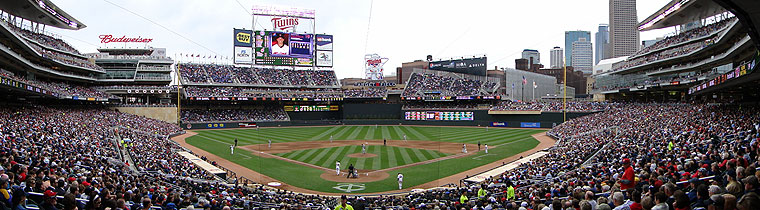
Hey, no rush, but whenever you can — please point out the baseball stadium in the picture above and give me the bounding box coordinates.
[2,0,760,209]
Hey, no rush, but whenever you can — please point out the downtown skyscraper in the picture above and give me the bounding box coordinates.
[565,30,591,67]
[595,24,610,65]
[609,0,640,57]
[571,37,593,74]
[550,47,563,68]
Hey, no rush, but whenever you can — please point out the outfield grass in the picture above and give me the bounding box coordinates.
[275,145,448,170]
[185,126,544,194]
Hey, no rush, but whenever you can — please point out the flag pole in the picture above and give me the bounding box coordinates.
[563,58,567,122]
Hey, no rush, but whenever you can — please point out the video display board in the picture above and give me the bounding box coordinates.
[284,105,339,112]
[429,57,487,76]
[254,31,314,66]
[404,111,474,121]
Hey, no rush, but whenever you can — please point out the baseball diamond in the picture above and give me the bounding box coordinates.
[180,125,545,193]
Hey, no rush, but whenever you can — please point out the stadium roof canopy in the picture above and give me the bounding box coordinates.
[713,0,760,51]
[0,0,86,30]
[638,0,726,31]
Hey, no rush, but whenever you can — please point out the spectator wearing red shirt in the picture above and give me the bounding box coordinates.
[620,158,635,192]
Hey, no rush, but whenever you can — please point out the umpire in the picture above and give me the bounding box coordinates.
[346,164,355,179]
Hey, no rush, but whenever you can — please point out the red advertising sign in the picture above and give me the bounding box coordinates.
[99,35,153,43]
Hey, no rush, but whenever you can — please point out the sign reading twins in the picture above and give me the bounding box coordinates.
[99,35,153,44]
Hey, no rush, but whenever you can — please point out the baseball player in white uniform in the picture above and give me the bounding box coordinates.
[230,145,234,155]
[336,161,341,176]
[485,144,488,154]
[462,144,467,153]
[362,143,366,154]
[268,139,272,148]
[397,173,404,189]
[403,134,407,142]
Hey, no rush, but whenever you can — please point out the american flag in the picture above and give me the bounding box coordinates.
[522,76,527,85]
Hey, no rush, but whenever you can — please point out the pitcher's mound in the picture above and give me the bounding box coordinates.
[346,153,377,158]
[320,169,389,182]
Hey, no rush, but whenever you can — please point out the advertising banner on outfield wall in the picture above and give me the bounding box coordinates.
[234,46,253,64]
[520,122,541,128]
[491,122,507,127]
[316,34,333,50]
[316,51,333,67]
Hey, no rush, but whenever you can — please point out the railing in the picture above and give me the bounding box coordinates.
[137,66,171,71]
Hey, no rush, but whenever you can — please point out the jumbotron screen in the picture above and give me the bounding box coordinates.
[254,31,314,66]
[284,105,339,112]
[404,111,473,121]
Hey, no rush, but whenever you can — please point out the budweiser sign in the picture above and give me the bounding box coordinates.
[271,17,299,31]
[99,35,153,44]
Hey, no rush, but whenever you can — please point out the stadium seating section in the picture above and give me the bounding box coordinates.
[1,102,758,209]
[177,63,339,87]
[402,72,499,97]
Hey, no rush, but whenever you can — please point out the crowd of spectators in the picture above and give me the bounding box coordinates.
[1,19,82,55]
[403,73,496,97]
[184,87,342,99]
[402,101,483,110]
[176,63,339,87]
[0,69,116,99]
[1,100,760,210]
[181,107,289,123]
[177,63,212,83]
[631,17,735,58]
[30,43,103,71]
[612,39,714,72]
[343,88,388,98]
[490,101,618,112]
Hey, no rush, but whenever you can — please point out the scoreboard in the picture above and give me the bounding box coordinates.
[254,31,314,66]
[404,111,474,121]
[284,105,339,112]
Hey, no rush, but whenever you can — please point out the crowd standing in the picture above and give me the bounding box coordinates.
[0,69,116,99]
[181,107,289,123]
[403,73,497,98]
[184,87,342,99]
[176,64,339,87]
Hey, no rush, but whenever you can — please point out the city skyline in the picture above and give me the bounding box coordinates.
[44,0,671,79]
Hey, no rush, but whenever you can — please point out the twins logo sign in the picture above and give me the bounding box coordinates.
[271,17,299,31]
[365,54,388,80]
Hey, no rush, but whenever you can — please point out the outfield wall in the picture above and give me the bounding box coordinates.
[181,110,596,129]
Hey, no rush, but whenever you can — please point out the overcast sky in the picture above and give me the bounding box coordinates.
[48,0,676,79]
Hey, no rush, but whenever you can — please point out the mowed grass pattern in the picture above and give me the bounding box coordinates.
[191,125,541,146]
[276,145,448,170]
[185,126,546,193]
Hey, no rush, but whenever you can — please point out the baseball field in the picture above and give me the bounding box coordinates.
[179,125,546,194]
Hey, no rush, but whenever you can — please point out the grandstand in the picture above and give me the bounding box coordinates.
[2,0,760,210]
